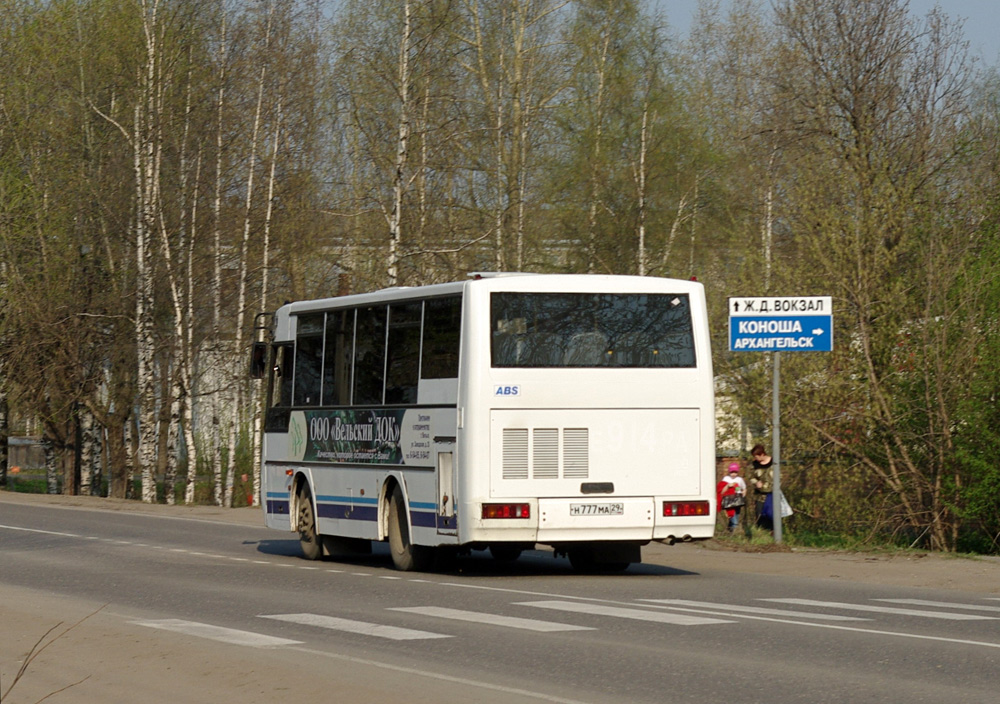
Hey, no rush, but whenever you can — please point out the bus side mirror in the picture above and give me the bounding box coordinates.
[249,341,268,379]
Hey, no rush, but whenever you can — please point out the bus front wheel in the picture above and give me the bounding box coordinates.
[297,485,322,561]
[388,486,432,571]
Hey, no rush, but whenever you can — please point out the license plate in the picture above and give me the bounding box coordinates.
[570,502,624,516]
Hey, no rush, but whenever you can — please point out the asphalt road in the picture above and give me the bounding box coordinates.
[1,492,999,704]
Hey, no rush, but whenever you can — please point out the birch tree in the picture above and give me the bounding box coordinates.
[561,0,689,275]
[130,0,169,502]
[207,2,230,505]
[333,0,455,287]
[679,0,777,281]
[455,0,566,271]
[222,0,277,507]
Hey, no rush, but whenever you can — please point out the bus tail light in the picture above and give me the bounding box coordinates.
[482,503,531,519]
[662,500,710,517]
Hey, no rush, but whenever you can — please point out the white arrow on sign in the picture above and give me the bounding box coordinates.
[812,328,824,335]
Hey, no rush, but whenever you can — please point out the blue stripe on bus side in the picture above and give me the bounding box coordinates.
[266,491,432,510]
[266,491,443,528]
[410,510,437,528]
[266,499,290,515]
[316,502,379,522]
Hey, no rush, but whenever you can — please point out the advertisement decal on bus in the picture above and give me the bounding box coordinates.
[289,408,443,467]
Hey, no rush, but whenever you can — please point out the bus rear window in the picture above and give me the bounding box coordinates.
[491,293,695,368]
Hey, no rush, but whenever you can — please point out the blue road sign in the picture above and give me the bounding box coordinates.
[728,296,833,352]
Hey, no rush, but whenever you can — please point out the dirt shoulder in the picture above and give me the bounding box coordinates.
[648,541,1000,595]
[3,490,999,595]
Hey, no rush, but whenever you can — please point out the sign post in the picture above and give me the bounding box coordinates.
[729,296,833,543]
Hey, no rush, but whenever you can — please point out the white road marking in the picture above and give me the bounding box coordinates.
[516,600,733,626]
[390,606,595,632]
[0,524,81,539]
[874,598,1000,613]
[259,613,451,640]
[762,598,997,620]
[641,599,869,621]
[133,619,301,648]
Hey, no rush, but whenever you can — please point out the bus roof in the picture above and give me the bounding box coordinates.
[280,274,701,313]
[270,274,705,340]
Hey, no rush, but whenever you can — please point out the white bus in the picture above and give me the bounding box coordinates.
[253,273,715,571]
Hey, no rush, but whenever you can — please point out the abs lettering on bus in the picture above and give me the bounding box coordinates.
[494,385,520,397]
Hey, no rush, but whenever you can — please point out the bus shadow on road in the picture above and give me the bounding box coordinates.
[251,539,698,578]
[252,539,304,558]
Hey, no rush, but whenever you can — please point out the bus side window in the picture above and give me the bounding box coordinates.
[323,309,354,406]
[293,314,324,406]
[385,301,422,404]
[422,296,461,378]
[353,305,387,405]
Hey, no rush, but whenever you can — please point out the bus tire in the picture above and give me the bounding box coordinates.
[388,486,432,571]
[296,485,323,561]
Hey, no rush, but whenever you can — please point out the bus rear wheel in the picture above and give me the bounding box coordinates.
[388,486,433,572]
[297,485,322,561]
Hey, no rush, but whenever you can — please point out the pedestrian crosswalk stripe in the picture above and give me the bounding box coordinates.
[515,600,733,625]
[874,599,1000,613]
[133,619,302,648]
[389,606,595,632]
[762,599,998,620]
[259,613,451,640]
[640,599,869,621]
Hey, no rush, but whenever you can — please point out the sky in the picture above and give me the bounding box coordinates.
[656,0,1000,65]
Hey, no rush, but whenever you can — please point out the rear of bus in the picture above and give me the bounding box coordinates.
[457,274,715,568]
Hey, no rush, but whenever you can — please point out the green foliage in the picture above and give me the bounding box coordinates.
[947,220,1000,553]
[3,473,49,494]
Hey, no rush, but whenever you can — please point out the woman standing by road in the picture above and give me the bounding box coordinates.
[750,444,774,531]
